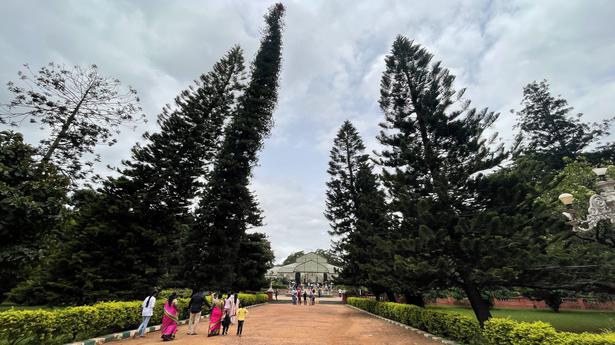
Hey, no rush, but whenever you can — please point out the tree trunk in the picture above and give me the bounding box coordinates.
[403,292,425,307]
[462,279,491,327]
[41,83,92,163]
[385,290,396,302]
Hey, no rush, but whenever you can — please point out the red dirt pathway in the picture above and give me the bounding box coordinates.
[119,303,441,345]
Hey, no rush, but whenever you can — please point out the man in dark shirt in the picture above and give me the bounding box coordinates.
[187,291,211,335]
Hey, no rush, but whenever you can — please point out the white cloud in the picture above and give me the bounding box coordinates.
[1,0,614,263]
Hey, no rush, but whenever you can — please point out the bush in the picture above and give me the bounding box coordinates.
[347,297,482,344]
[0,293,267,345]
[483,318,615,345]
[348,298,615,345]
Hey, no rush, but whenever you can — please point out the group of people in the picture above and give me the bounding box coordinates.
[134,290,249,341]
[290,287,316,305]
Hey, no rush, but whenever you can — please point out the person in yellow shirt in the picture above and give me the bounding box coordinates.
[236,306,248,336]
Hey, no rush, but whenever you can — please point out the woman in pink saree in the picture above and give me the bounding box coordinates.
[208,300,223,336]
[161,293,179,341]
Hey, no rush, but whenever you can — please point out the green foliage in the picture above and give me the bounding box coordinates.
[282,251,305,265]
[0,293,266,345]
[347,297,482,344]
[0,131,68,299]
[483,318,615,345]
[514,80,613,171]
[235,233,275,291]
[190,3,285,290]
[9,44,249,306]
[0,63,145,183]
[349,298,615,345]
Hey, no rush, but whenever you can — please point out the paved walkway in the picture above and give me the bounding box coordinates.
[119,303,441,345]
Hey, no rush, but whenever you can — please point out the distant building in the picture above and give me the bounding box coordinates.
[266,252,339,283]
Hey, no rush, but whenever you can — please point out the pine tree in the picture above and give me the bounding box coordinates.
[9,48,246,305]
[324,121,398,298]
[187,3,285,291]
[234,233,275,291]
[514,80,613,170]
[325,120,368,253]
[376,36,520,325]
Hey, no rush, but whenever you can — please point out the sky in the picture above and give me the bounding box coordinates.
[1,0,614,263]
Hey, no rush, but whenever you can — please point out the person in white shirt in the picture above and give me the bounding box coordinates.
[134,291,156,338]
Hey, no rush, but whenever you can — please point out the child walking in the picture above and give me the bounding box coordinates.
[221,312,231,335]
[236,306,248,337]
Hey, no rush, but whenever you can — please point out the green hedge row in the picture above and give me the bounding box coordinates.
[0,293,267,345]
[483,318,615,345]
[347,297,482,344]
[347,297,615,345]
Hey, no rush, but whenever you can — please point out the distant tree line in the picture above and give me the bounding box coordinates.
[325,36,615,326]
[0,3,285,305]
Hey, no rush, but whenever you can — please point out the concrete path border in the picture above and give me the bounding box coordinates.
[65,303,267,345]
[345,304,459,345]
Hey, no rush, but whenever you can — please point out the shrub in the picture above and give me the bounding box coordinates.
[483,318,615,345]
[348,298,615,345]
[0,293,267,345]
[347,297,483,344]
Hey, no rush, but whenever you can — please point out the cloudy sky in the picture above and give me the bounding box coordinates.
[1,0,614,263]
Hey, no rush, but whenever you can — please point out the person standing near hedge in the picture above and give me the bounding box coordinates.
[134,290,156,338]
[161,293,179,341]
[187,290,211,335]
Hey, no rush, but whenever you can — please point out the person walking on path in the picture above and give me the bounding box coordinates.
[187,291,211,335]
[291,288,297,305]
[134,291,156,338]
[161,293,179,341]
[224,293,234,316]
[310,289,315,305]
[236,305,248,337]
[221,311,231,335]
[274,289,278,300]
[303,290,307,305]
[207,300,224,337]
[297,287,302,305]
[230,293,240,324]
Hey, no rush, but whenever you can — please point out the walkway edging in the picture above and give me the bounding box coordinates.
[345,304,459,345]
[65,303,267,345]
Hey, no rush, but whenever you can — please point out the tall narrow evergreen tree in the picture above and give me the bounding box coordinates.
[325,120,368,253]
[187,3,285,290]
[324,121,398,298]
[9,48,246,305]
[376,36,511,325]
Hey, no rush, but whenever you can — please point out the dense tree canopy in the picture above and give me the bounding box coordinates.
[0,131,68,299]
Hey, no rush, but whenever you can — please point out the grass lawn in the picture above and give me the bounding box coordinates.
[429,305,615,333]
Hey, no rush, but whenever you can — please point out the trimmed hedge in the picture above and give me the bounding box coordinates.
[347,297,482,344]
[483,318,615,345]
[347,298,615,345]
[0,293,267,345]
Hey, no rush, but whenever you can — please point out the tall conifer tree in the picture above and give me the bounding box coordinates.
[187,3,285,290]
[325,121,397,298]
[376,36,511,325]
[9,48,246,305]
[325,120,368,252]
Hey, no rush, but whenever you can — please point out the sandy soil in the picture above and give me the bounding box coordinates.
[119,303,441,345]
